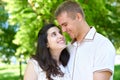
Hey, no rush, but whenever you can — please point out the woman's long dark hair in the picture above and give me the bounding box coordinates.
[32,24,70,80]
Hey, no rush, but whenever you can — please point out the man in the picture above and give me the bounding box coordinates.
[55,1,116,80]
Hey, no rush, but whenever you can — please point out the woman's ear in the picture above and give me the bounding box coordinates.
[47,43,49,48]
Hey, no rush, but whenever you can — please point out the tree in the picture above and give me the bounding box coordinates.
[0,0,18,63]
[4,0,120,58]
[4,0,65,58]
[76,0,120,52]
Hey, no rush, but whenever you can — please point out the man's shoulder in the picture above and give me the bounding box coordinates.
[95,32,112,44]
[95,32,107,40]
[95,32,115,52]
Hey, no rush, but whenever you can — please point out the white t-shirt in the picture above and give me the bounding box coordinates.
[29,59,71,80]
[67,27,116,80]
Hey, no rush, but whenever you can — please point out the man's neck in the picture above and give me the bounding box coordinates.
[76,24,90,43]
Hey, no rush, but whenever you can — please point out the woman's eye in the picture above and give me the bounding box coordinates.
[51,32,56,36]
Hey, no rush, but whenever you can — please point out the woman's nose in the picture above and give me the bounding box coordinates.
[58,33,63,39]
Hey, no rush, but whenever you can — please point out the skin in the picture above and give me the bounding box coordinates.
[24,27,66,80]
[56,11,112,80]
[93,71,111,80]
[47,27,66,63]
[24,61,37,80]
[57,12,90,42]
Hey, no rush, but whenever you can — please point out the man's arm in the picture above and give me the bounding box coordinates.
[93,70,112,80]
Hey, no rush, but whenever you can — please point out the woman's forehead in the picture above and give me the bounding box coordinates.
[47,27,60,34]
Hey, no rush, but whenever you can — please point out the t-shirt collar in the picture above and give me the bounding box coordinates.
[84,27,96,40]
[72,27,96,46]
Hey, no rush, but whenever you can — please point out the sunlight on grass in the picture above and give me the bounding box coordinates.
[0,63,26,80]
[0,63,120,80]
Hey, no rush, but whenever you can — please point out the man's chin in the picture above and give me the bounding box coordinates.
[71,38,76,44]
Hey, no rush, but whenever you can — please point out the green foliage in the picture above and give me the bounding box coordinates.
[76,0,120,49]
[2,0,120,58]
[5,0,65,57]
[113,65,120,80]
[0,0,18,61]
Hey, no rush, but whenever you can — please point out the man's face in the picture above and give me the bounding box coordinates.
[56,12,80,39]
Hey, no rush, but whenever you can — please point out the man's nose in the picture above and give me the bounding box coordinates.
[62,27,66,32]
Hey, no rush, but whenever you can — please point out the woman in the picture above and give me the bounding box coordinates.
[24,24,71,80]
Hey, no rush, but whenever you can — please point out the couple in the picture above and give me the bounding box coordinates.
[24,1,115,80]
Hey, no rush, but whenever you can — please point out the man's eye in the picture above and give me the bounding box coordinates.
[64,24,67,27]
[62,23,67,27]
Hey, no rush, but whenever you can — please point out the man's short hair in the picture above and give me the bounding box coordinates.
[55,1,85,19]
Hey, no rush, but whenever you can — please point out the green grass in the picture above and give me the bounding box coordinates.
[0,63,120,80]
[0,63,26,80]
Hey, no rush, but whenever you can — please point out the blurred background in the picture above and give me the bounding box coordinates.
[0,0,120,80]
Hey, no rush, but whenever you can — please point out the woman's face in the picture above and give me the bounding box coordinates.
[47,27,66,51]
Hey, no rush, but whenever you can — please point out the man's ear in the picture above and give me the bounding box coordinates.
[76,13,82,21]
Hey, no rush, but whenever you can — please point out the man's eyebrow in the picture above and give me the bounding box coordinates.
[61,22,66,26]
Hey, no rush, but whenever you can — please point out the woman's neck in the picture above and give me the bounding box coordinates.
[50,49,62,65]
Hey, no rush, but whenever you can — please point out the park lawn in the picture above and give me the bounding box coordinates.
[0,63,120,80]
[0,63,26,80]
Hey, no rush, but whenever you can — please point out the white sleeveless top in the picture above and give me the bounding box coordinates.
[29,59,71,80]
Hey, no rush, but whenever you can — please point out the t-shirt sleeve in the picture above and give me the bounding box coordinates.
[93,38,116,74]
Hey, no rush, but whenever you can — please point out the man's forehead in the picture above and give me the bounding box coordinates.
[58,11,68,18]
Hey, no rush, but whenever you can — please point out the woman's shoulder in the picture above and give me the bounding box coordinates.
[28,58,43,73]
[28,59,38,65]
[28,59,48,80]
